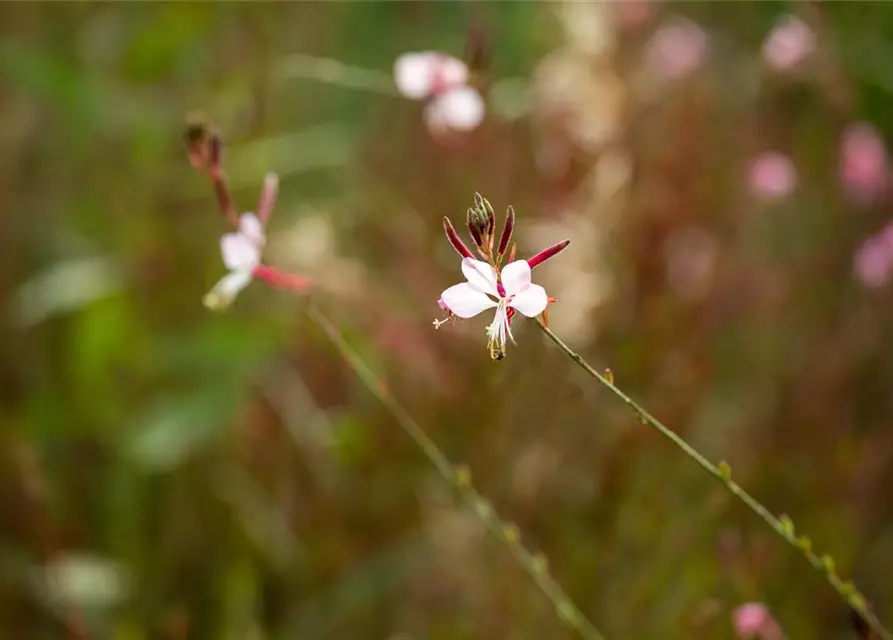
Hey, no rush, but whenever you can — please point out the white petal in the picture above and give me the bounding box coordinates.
[436,55,469,87]
[461,258,499,296]
[221,232,261,271]
[428,87,485,131]
[440,283,497,318]
[500,260,532,297]
[238,213,265,247]
[394,52,437,99]
[509,284,548,317]
[203,270,253,311]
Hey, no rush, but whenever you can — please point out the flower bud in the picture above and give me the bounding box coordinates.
[443,217,474,258]
[467,206,489,249]
[497,205,515,257]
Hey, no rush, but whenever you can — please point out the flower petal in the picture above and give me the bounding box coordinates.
[509,284,548,317]
[435,55,469,88]
[500,260,532,297]
[461,258,499,296]
[221,232,261,271]
[239,213,265,247]
[394,52,437,100]
[426,87,485,132]
[203,269,253,311]
[440,282,497,318]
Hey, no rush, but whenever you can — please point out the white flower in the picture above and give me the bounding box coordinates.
[438,258,549,359]
[394,51,468,99]
[203,213,266,311]
[393,51,485,133]
[425,86,486,133]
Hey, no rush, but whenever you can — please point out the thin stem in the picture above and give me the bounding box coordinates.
[534,319,892,640]
[307,304,608,640]
[275,53,397,96]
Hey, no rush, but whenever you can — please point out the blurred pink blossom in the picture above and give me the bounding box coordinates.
[854,237,892,289]
[762,15,815,72]
[732,603,785,640]
[748,152,797,200]
[840,123,888,205]
[645,18,709,80]
[393,51,484,133]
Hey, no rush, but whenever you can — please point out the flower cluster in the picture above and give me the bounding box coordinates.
[435,193,568,361]
[393,51,485,134]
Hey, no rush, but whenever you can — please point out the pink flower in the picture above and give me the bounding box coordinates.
[748,152,797,200]
[437,258,549,360]
[854,238,891,289]
[393,52,485,133]
[762,15,815,72]
[732,603,785,640]
[204,212,267,310]
[204,173,309,310]
[646,18,709,81]
[840,123,888,205]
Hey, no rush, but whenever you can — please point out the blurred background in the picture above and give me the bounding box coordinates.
[2,2,893,638]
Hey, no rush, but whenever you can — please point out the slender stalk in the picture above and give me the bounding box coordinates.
[307,305,608,640]
[534,319,892,640]
[276,54,397,96]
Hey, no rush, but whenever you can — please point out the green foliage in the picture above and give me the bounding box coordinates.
[4,2,893,638]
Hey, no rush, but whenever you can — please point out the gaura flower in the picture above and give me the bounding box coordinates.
[204,212,267,311]
[748,151,798,200]
[203,173,310,311]
[393,51,485,133]
[840,122,888,206]
[438,258,549,360]
[762,14,815,73]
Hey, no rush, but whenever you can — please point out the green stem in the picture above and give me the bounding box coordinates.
[307,305,608,640]
[534,319,891,640]
[276,53,397,96]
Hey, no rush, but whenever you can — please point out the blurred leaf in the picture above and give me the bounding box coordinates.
[15,256,126,327]
[0,40,101,129]
[127,387,244,473]
[331,415,370,465]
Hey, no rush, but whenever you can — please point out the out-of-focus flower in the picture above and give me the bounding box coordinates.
[645,18,709,81]
[854,237,892,289]
[204,213,266,311]
[762,15,815,72]
[204,173,310,311]
[424,86,485,135]
[840,123,888,205]
[393,52,485,133]
[438,258,549,361]
[732,602,785,640]
[748,152,797,200]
